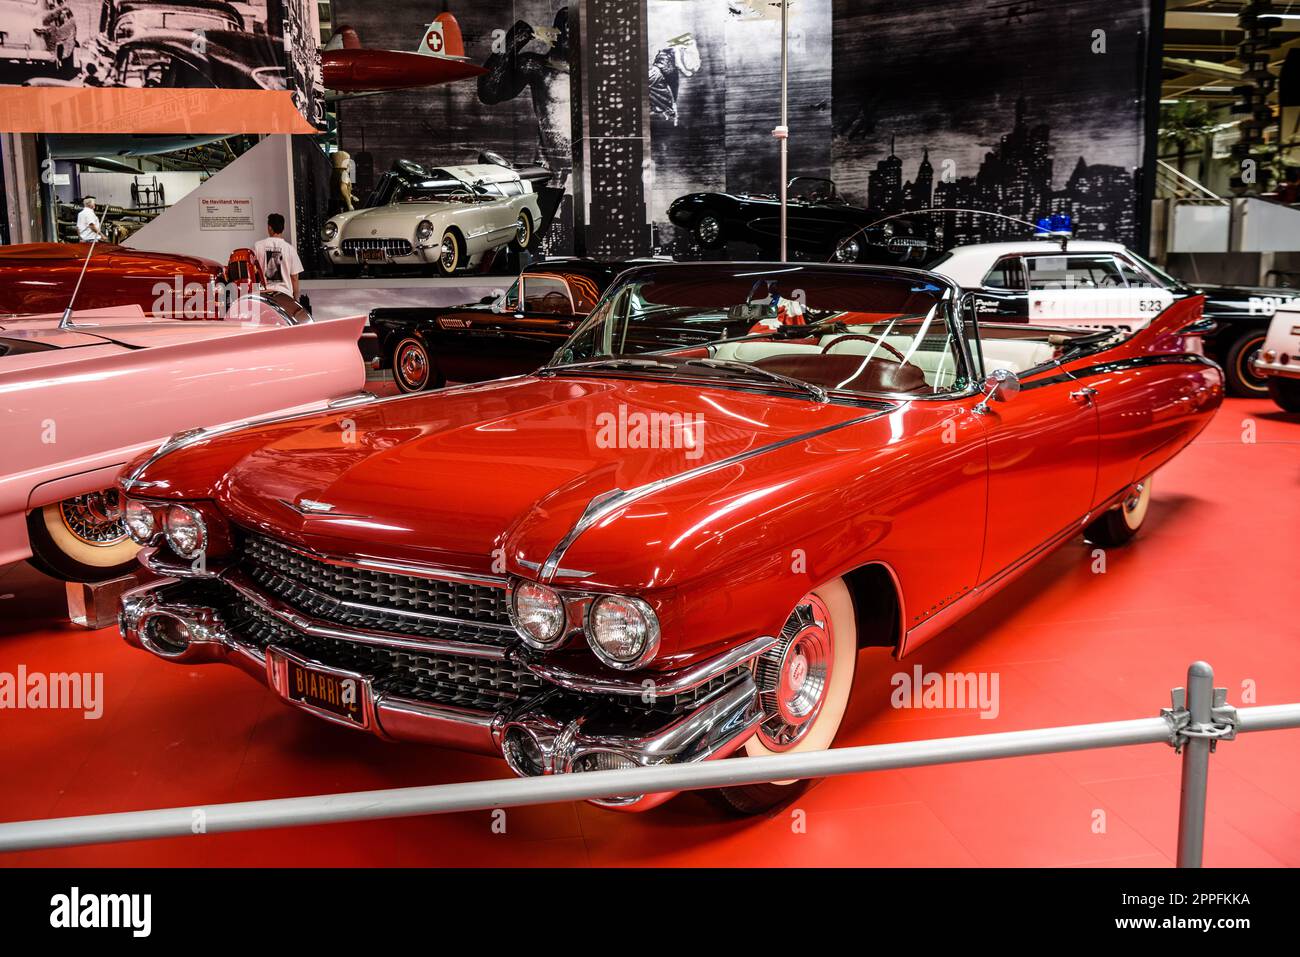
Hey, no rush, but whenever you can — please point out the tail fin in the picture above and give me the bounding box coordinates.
[326,26,362,51]
[416,13,466,58]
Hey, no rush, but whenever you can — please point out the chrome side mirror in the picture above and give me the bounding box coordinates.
[974,367,1020,415]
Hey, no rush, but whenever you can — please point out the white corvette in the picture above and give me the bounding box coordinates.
[321,164,542,276]
[1254,303,1300,412]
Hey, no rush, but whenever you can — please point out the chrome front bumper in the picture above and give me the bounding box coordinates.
[120,580,763,811]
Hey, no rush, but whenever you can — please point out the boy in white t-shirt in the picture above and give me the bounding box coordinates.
[253,213,304,299]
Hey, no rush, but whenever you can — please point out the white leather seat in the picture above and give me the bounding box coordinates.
[979,340,1055,373]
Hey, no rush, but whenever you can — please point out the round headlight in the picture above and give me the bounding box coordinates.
[164,505,207,560]
[123,499,157,545]
[416,220,435,242]
[587,595,660,670]
[320,221,338,242]
[511,581,566,648]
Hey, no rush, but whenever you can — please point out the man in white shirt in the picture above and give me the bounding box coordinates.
[76,197,103,243]
[253,213,304,300]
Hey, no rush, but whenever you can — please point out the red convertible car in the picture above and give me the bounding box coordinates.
[0,243,226,317]
[116,263,1222,813]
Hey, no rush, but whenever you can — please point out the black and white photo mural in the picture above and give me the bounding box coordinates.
[645,0,833,253]
[644,0,1154,255]
[330,0,576,255]
[832,0,1152,248]
[320,0,1155,259]
[0,0,319,118]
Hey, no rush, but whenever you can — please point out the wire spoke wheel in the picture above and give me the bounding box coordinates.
[59,490,127,547]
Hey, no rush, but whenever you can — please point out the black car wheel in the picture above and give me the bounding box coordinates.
[1268,378,1300,413]
[693,213,724,250]
[1222,329,1269,397]
[391,337,438,393]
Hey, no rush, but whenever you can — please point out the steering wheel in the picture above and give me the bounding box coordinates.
[820,333,907,362]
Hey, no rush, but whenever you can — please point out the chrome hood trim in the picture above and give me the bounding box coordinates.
[538,409,891,581]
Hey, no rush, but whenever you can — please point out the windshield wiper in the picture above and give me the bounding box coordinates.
[682,358,829,403]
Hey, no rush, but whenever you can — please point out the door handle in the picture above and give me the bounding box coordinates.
[1070,387,1098,404]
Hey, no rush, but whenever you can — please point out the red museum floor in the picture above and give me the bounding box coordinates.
[1,396,1297,868]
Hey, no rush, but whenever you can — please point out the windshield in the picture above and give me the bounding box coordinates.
[1128,252,1186,291]
[549,264,970,399]
[396,176,471,203]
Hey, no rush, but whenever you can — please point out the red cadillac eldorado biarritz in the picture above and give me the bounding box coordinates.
[117,263,1223,813]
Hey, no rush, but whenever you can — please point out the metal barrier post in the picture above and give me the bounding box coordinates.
[1176,661,1214,868]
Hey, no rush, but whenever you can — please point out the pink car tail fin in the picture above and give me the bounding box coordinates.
[417,13,467,59]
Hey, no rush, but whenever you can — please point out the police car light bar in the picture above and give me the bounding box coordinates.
[1034,214,1073,250]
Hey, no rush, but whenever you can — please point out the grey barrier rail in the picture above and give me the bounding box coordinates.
[1,661,1298,866]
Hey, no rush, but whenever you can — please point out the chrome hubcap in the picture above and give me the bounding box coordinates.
[60,490,127,547]
[398,345,428,386]
[755,594,834,750]
[697,216,720,244]
[835,238,861,262]
[440,237,457,269]
[1241,337,1266,390]
[516,216,529,244]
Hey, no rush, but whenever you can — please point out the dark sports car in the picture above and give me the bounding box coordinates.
[369,258,660,392]
[667,177,933,264]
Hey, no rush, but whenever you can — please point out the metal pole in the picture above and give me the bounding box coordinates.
[1176,660,1214,868]
[778,0,789,261]
[2,692,1297,856]
[0,715,1178,853]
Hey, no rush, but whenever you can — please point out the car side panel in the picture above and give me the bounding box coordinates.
[551,400,990,665]
[0,317,366,566]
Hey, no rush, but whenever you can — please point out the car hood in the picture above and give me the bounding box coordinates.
[333,204,457,237]
[136,375,874,575]
[1194,283,1300,302]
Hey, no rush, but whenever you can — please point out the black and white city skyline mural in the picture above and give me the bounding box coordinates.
[831,0,1152,248]
[310,0,1154,261]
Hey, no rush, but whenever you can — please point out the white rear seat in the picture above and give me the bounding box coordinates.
[709,334,1056,390]
[979,340,1056,373]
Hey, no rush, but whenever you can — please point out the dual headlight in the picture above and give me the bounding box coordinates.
[123,501,208,560]
[509,580,660,670]
[320,221,339,243]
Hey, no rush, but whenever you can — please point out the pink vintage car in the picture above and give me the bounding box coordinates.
[1,297,366,582]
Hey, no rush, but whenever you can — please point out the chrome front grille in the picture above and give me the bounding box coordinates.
[341,238,413,257]
[241,533,512,646]
[226,589,542,712]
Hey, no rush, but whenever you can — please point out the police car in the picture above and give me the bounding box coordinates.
[927,231,1300,397]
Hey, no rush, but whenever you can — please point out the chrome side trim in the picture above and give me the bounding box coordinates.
[240,563,515,635]
[121,398,361,492]
[523,634,778,697]
[222,570,510,660]
[538,410,891,581]
[327,391,379,410]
